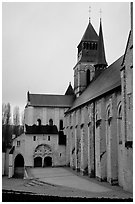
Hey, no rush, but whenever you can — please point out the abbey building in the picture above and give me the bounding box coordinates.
[3,3,133,193]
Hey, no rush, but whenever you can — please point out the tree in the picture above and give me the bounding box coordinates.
[13,106,20,137]
[2,103,12,151]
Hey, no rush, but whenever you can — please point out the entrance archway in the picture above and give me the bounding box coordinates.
[44,156,52,167]
[14,154,24,178]
[34,157,42,167]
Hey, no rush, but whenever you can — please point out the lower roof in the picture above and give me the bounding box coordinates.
[28,94,74,108]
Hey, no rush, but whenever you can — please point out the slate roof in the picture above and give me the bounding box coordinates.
[67,56,123,113]
[25,124,58,134]
[96,19,107,66]
[28,94,74,108]
[65,83,75,95]
[78,21,98,46]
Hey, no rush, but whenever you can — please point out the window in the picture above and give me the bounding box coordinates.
[37,119,41,126]
[59,120,63,130]
[17,141,20,147]
[49,119,53,126]
[48,136,50,141]
[60,153,61,157]
[118,105,122,144]
[86,69,90,86]
[33,136,36,141]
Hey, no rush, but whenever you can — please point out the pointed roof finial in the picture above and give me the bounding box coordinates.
[99,8,102,20]
[89,6,91,22]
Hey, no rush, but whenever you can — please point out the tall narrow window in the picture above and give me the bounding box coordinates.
[86,69,90,86]
[118,105,122,144]
[60,120,63,130]
[33,136,36,141]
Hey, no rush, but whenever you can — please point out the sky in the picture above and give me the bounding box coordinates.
[2,2,131,113]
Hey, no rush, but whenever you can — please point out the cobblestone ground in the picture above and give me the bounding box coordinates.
[2,167,133,201]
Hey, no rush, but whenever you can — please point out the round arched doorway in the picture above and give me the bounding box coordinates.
[14,154,24,178]
[44,156,52,167]
[34,157,42,167]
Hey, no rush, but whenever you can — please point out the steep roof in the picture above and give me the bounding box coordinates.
[79,21,98,45]
[96,19,107,66]
[67,56,123,113]
[65,83,75,95]
[27,94,74,108]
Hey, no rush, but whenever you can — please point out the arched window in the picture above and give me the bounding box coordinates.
[86,69,90,86]
[37,119,41,126]
[49,119,53,126]
[60,120,63,130]
[117,105,122,144]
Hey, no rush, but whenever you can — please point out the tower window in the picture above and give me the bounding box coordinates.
[48,136,50,141]
[86,69,90,86]
[59,120,63,130]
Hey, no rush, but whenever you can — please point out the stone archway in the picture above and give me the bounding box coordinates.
[34,144,52,167]
[44,156,52,167]
[14,154,24,178]
[34,157,42,167]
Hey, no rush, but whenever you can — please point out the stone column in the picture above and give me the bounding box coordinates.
[88,124,91,176]
[80,125,84,174]
[74,126,78,170]
[8,154,13,178]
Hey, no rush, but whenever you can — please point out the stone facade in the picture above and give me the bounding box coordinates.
[64,3,133,193]
[5,3,133,193]
[120,2,133,192]
[8,100,69,178]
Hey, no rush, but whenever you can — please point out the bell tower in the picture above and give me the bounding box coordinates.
[74,19,99,97]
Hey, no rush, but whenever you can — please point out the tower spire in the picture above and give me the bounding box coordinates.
[94,18,107,77]
[89,6,91,22]
[97,19,107,66]
[99,8,102,20]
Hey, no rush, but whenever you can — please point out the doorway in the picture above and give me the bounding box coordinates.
[14,154,24,178]
[44,156,52,167]
[34,157,42,167]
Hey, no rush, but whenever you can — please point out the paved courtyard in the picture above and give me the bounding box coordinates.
[2,167,133,201]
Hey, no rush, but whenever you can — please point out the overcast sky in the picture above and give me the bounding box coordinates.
[2,2,130,113]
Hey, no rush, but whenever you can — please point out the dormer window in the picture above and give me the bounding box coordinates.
[37,119,41,126]
[49,119,53,126]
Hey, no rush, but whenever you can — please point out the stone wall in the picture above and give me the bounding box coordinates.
[25,106,67,130]
[12,133,66,169]
[120,23,133,192]
[65,88,124,187]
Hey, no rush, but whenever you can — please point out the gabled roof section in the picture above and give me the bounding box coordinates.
[65,82,75,96]
[121,30,132,67]
[79,21,98,45]
[96,19,107,66]
[27,93,74,108]
[67,56,123,113]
